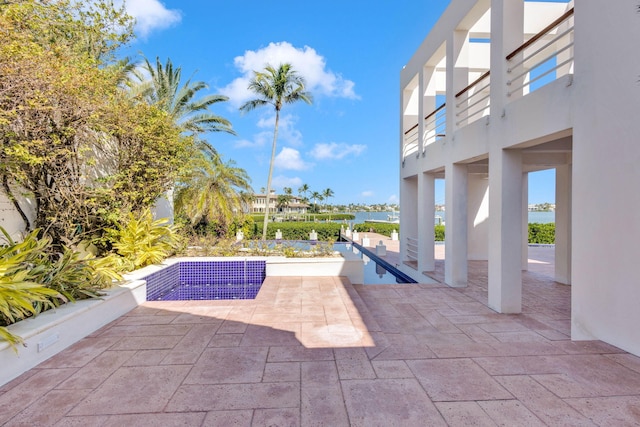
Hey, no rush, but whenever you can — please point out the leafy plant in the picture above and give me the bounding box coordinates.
[107,209,180,270]
[0,228,62,349]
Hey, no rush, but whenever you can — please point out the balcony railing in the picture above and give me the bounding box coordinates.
[455,71,490,126]
[402,123,419,163]
[423,103,446,150]
[405,236,418,262]
[506,7,574,96]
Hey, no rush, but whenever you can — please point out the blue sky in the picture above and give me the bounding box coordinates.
[118,0,555,205]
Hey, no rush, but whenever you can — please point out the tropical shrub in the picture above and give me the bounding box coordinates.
[353,223,400,237]
[253,222,343,241]
[105,209,180,271]
[528,223,555,244]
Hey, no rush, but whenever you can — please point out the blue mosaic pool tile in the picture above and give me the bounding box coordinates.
[144,260,266,301]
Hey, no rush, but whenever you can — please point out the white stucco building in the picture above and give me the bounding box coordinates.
[399,0,640,356]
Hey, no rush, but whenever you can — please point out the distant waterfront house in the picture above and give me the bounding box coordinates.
[250,191,309,215]
[399,0,640,356]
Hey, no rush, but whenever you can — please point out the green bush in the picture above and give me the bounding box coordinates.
[353,223,400,237]
[434,224,445,241]
[528,223,555,244]
[252,222,343,241]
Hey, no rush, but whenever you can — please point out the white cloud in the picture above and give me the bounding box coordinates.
[272,175,302,189]
[387,194,399,204]
[120,0,181,38]
[310,142,366,160]
[221,41,358,107]
[274,147,311,171]
[361,191,374,197]
[257,114,303,146]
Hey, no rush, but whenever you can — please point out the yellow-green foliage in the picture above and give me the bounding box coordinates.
[107,209,180,271]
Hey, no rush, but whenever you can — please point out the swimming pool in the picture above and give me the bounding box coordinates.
[334,242,416,285]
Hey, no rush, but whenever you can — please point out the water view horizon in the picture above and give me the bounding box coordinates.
[339,210,555,224]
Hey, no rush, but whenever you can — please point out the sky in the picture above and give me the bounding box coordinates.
[117,0,556,206]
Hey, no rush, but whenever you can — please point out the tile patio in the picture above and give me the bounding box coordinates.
[1,237,639,426]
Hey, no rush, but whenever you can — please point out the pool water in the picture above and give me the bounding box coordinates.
[333,243,416,285]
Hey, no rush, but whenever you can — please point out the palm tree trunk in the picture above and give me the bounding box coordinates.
[262,110,280,240]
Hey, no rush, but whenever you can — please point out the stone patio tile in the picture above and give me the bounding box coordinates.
[605,353,640,374]
[477,320,532,333]
[160,324,219,365]
[171,311,229,324]
[201,410,252,427]
[0,368,77,424]
[334,347,376,380]
[267,346,334,362]
[109,334,181,351]
[564,395,640,426]
[478,400,547,426]
[121,349,170,366]
[457,324,501,343]
[421,310,463,334]
[68,365,191,415]
[253,408,300,427]
[166,383,299,411]
[371,360,415,379]
[491,330,550,343]
[428,342,501,358]
[54,415,108,426]
[208,333,243,347]
[185,347,268,384]
[4,388,92,427]
[300,361,349,426]
[407,358,512,401]
[342,379,446,427]
[552,340,626,354]
[263,362,301,383]
[57,350,136,389]
[434,401,496,426]
[473,355,564,376]
[216,319,249,334]
[100,412,207,427]
[115,314,178,326]
[37,337,121,369]
[495,375,596,426]
[534,328,571,341]
[97,324,193,338]
[489,341,564,356]
[240,324,301,347]
[447,301,497,315]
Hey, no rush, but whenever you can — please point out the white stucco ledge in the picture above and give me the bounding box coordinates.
[266,251,364,285]
[0,278,147,387]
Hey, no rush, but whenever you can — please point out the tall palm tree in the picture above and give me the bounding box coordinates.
[131,56,234,137]
[174,151,251,233]
[239,63,312,239]
[322,188,334,212]
[298,183,309,199]
[311,191,322,213]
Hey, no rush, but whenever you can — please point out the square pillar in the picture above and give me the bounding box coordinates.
[488,149,523,313]
[418,172,436,272]
[555,164,572,284]
[445,163,468,287]
[467,173,489,261]
[522,173,529,270]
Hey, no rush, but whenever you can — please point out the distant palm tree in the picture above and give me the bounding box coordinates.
[239,63,312,239]
[311,191,322,213]
[322,188,334,213]
[298,183,309,199]
[130,56,234,137]
[174,152,251,233]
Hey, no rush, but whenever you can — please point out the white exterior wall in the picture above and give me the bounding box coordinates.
[400,0,640,355]
[571,0,640,355]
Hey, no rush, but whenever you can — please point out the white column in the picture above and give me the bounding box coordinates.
[555,164,572,284]
[488,149,523,313]
[445,163,468,287]
[418,172,436,272]
[446,30,470,136]
[467,174,489,261]
[400,176,418,265]
[522,173,529,270]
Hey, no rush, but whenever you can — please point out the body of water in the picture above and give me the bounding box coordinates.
[338,210,555,225]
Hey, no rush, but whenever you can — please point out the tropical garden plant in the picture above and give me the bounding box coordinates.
[239,63,312,239]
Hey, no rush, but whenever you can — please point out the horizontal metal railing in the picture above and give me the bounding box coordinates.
[406,237,418,261]
[402,124,419,163]
[506,8,574,96]
[455,71,490,126]
[423,104,446,150]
